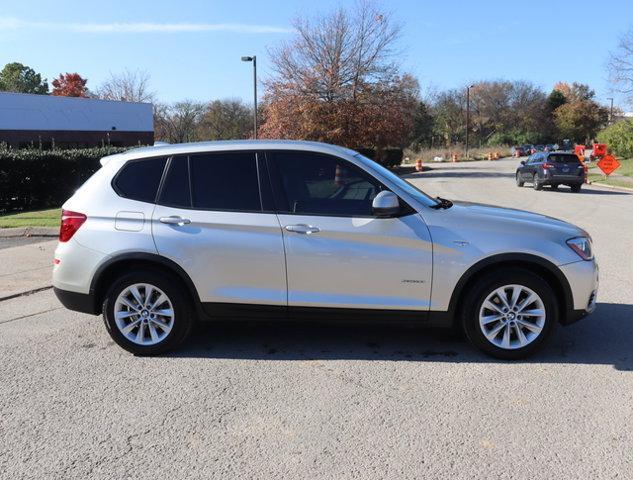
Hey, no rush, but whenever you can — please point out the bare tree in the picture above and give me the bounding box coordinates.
[96,69,155,103]
[268,0,401,101]
[608,27,633,102]
[154,101,205,143]
[261,1,418,150]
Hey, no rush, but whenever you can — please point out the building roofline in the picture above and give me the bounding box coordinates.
[0,91,153,106]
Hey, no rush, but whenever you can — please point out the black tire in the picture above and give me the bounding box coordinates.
[570,184,582,193]
[550,184,559,190]
[533,174,543,190]
[516,173,524,187]
[102,269,193,355]
[462,268,557,360]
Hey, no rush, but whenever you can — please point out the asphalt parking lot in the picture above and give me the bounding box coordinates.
[1,157,632,479]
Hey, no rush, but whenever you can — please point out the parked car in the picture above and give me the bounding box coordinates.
[522,144,536,155]
[516,151,585,192]
[53,141,598,359]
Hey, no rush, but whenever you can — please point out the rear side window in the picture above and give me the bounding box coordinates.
[549,154,580,164]
[189,152,261,211]
[113,157,167,203]
[159,156,191,208]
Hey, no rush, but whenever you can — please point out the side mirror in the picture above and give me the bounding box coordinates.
[372,191,400,217]
[520,160,526,165]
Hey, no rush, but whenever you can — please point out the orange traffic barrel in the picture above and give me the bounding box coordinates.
[415,159,423,171]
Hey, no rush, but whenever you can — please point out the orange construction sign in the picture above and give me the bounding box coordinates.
[597,155,621,176]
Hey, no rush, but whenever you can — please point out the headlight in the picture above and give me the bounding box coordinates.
[567,237,593,260]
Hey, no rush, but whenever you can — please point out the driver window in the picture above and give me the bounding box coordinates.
[272,151,381,216]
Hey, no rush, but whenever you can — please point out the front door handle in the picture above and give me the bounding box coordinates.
[285,224,320,235]
[159,216,191,226]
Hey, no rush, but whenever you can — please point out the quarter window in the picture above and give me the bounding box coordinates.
[272,152,381,216]
[189,152,261,211]
[113,157,167,203]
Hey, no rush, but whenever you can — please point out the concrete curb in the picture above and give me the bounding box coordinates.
[589,181,633,193]
[0,227,58,238]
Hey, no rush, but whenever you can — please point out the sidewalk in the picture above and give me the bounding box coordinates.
[0,238,57,299]
[0,227,58,238]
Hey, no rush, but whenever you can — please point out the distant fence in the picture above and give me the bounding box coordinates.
[0,147,127,214]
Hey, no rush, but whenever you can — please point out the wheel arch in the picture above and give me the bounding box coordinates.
[90,253,201,315]
[447,253,573,326]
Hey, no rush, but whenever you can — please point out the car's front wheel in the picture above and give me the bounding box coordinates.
[102,270,193,355]
[571,184,582,193]
[462,269,557,359]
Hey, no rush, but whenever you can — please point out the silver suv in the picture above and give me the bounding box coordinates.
[53,141,598,359]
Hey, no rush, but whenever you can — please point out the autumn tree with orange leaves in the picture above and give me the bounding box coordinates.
[260,1,418,153]
[51,73,88,97]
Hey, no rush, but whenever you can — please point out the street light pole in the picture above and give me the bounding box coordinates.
[607,97,614,125]
[241,55,258,139]
[466,85,473,159]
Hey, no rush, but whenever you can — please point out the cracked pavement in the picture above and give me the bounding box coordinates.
[1,157,632,479]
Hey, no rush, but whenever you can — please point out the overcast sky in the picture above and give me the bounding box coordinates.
[1,0,631,108]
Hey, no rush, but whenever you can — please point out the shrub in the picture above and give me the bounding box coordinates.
[597,119,633,158]
[0,146,128,213]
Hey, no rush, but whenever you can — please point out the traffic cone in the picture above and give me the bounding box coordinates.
[335,164,344,186]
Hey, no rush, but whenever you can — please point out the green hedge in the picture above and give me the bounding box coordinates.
[357,148,404,168]
[0,147,127,213]
[597,119,633,158]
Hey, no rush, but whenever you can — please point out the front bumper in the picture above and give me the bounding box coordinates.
[559,259,599,325]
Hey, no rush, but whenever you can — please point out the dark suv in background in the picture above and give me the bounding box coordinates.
[516,151,585,192]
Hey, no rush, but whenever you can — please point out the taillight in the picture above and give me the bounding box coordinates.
[59,210,87,242]
[542,163,554,169]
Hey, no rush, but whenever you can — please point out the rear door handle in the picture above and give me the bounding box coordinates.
[159,216,191,226]
[285,224,320,235]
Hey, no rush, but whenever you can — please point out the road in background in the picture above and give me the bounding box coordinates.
[1,157,632,480]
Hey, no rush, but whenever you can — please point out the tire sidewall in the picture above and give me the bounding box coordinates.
[102,270,192,355]
[533,174,542,190]
[462,269,557,360]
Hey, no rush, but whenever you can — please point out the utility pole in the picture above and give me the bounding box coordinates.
[607,97,614,125]
[466,85,474,158]
[241,55,258,138]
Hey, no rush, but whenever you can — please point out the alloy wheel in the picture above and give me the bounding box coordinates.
[114,283,174,346]
[478,284,546,350]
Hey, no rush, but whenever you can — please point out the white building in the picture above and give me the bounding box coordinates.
[0,92,154,148]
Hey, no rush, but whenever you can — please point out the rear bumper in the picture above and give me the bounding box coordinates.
[541,174,584,185]
[54,287,99,315]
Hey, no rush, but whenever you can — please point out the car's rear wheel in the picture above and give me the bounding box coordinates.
[516,173,524,187]
[533,174,543,190]
[551,184,559,190]
[571,184,582,193]
[462,269,557,359]
[102,270,193,355]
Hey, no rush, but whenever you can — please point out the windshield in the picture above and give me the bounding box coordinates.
[354,154,439,207]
